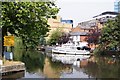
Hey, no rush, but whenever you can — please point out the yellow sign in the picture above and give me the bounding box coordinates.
[4,36,14,46]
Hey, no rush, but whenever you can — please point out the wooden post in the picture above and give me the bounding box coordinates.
[11,46,14,60]
[4,46,7,52]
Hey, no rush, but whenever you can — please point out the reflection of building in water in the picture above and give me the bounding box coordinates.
[43,58,60,78]
[61,66,91,78]
[80,59,89,68]
[2,71,25,79]
[43,57,72,78]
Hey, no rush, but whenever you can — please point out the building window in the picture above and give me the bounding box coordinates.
[76,36,78,40]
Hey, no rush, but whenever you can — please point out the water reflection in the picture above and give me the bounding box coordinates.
[20,51,45,72]
[84,56,120,78]
[43,57,72,78]
[24,71,45,78]
[2,71,25,79]
[3,49,120,79]
[13,50,75,78]
[60,66,91,78]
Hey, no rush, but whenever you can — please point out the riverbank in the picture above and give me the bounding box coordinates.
[1,60,25,76]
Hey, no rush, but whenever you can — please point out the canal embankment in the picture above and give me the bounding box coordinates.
[1,60,25,76]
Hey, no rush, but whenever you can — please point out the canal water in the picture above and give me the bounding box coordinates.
[2,50,120,79]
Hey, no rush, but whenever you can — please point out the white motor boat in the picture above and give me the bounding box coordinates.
[52,54,90,64]
[51,42,91,64]
[52,42,90,55]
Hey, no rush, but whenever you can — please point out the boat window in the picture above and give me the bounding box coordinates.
[77,47,81,50]
[82,46,91,51]
[73,42,75,44]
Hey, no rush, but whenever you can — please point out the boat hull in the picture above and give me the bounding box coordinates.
[51,44,91,64]
[52,48,90,55]
[52,53,90,64]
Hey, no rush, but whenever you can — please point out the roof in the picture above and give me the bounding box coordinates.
[78,19,97,29]
[93,11,119,18]
[70,32,88,36]
[71,26,81,32]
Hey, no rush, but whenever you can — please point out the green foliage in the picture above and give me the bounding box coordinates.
[84,57,120,78]
[99,14,120,51]
[2,2,59,48]
[47,28,70,45]
[20,50,45,72]
[58,32,70,44]
[39,35,46,45]
[47,29,62,45]
[14,49,45,72]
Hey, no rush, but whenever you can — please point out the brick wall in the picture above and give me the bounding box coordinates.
[80,36,88,42]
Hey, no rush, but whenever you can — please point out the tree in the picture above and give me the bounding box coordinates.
[99,14,120,51]
[58,32,70,44]
[39,35,46,45]
[47,29,62,45]
[2,2,59,50]
[47,28,70,45]
[87,29,100,46]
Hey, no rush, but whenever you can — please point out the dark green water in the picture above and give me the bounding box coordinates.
[2,50,120,79]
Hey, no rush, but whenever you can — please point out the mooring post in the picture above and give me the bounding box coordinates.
[10,46,14,61]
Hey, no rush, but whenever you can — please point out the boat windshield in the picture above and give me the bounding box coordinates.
[76,46,91,51]
[81,46,91,51]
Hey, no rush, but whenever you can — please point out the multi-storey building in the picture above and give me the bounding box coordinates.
[114,0,120,13]
[71,11,119,49]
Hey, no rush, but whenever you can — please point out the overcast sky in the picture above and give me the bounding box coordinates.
[55,0,115,27]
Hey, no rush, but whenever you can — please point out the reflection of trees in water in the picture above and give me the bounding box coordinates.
[48,57,72,71]
[15,50,45,72]
[2,71,25,79]
[83,57,120,78]
[43,57,73,78]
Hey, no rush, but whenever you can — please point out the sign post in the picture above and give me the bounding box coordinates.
[3,36,14,60]
[4,36,14,46]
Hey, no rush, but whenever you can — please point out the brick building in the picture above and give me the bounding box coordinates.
[70,11,119,49]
